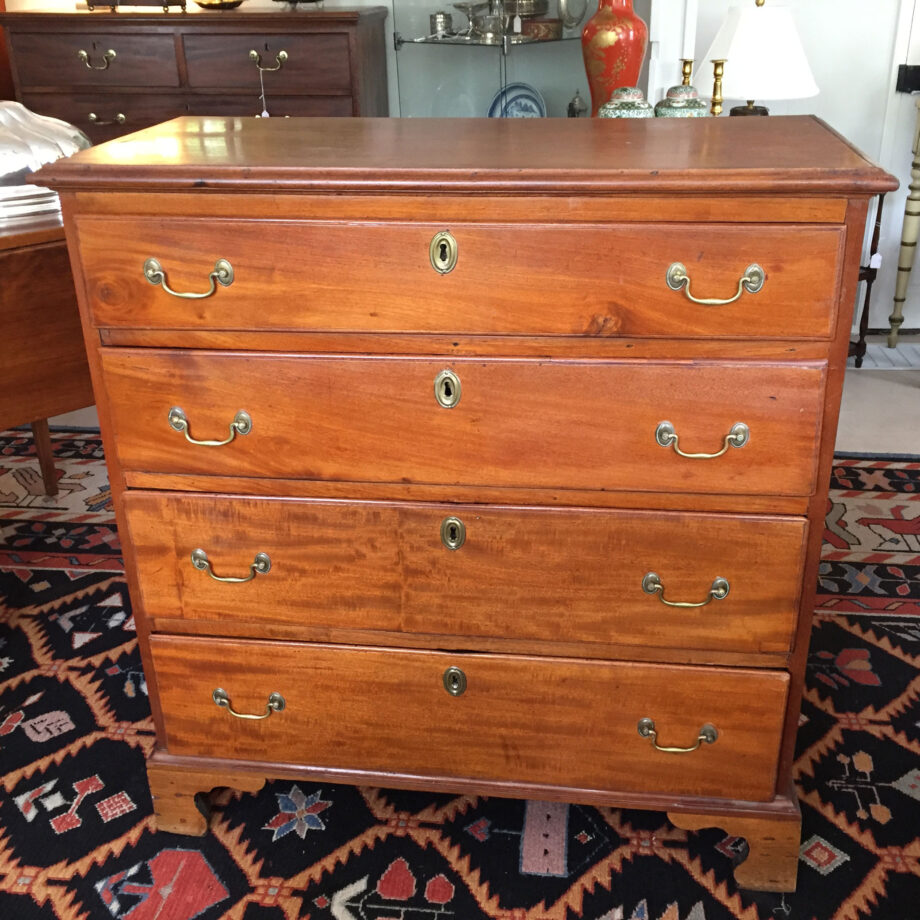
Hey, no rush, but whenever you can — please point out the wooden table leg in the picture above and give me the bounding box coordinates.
[30,418,57,496]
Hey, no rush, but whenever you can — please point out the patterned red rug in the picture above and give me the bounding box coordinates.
[0,431,918,920]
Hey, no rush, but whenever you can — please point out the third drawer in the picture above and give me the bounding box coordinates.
[125,491,807,656]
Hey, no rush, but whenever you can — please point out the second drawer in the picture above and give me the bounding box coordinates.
[125,491,806,656]
[101,351,827,498]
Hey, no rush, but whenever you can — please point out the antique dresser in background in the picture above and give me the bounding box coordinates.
[36,116,895,892]
[0,10,388,143]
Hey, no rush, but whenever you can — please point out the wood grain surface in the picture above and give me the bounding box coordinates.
[77,217,844,338]
[125,491,807,655]
[100,351,827,497]
[151,635,790,802]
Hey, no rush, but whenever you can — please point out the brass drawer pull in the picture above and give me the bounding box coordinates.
[440,516,466,550]
[168,407,252,447]
[430,230,458,274]
[88,112,126,126]
[212,688,285,720]
[443,666,467,697]
[655,420,749,459]
[434,369,461,408]
[642,572,730,608]
[77,48,116,70]
[666,262,764,305]
[191,548,271,583]
[144,257,234,299]
[249,49,288,71]
[637,718,718,753]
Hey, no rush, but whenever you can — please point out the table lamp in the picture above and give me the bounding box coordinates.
[703,0,819,116]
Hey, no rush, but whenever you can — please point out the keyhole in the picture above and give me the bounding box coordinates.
[434,369,461,408]
[439,241,449,263]
[440,515,465,550]
[443,666,467,696]
[442,380,452,399]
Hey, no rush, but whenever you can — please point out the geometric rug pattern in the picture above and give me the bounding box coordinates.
[1,431,918,920]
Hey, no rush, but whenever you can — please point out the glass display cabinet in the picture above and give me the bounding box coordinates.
[391,0,599,117]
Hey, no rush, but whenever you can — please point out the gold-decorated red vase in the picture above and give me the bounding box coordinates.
[581,0,649,116]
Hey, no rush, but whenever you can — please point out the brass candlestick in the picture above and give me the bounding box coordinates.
[710,60,725,116]
[681,59,693,87]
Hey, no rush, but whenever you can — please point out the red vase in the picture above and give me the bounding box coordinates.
[581,0,649,116]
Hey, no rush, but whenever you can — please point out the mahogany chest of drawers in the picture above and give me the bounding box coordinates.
[0,10,388,144]
[36,115,896,892]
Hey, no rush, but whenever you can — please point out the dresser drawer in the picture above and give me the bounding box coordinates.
[76,218,844,338]
[126,492,805,655]
[10,32,179,88]
[185,94,354,118]
[183,34,352,92]
[101,351,826,497]
[151,636,788,801]
[23,92,187,145]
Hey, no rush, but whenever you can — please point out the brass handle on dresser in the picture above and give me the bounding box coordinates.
[666,262,764,305]
[144,257,234,299]
[88,112,126,127]
[637,718,718,753]
[655,420,749,459]
[249,49,288,71]
[191,548,271,582]
[168,407,252,447]
[212,688,285,720]
[642,572,730,608]
[77,48,116,70]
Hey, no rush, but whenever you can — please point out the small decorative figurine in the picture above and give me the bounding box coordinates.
[567,90,588,118]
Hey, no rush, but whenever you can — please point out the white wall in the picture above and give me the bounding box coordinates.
[689,0,917,334]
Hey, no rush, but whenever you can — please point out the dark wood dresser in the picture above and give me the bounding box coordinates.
[0,10,387,143]
[35,115,896,893]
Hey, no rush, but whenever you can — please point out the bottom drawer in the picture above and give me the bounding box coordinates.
[151,636,789,802]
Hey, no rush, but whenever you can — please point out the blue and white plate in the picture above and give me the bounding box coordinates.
[487,82,546,118]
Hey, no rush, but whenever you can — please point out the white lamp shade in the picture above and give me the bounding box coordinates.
[703,2,819,102]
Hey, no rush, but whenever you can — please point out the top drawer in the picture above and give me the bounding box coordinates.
[9,32,180,88]
[183,33,352,92]
[76,218,845,339]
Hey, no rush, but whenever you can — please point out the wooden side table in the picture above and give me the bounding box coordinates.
[0,214,94,494]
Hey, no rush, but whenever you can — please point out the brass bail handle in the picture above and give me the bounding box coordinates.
[249,49,288,71]
[144,257,234,300]
[642,572,730,608]
[637,718,718,753]
[88,112,126,126]
[666,262,765,305]
[168,407,252,447]
[212,688,285,720]
[77,48,116,70]
[655,420,749,459]
[191,548,271,583]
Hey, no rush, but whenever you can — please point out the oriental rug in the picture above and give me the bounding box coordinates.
[0,431,918,920]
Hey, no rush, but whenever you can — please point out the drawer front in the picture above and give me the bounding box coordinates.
[183,34,352,93]
[185,94,354,118]
[126,492,806,655]
[10,32,179,88]
[101,351,826,497]
[151,636,789,802]
[22,92,187,145]
[76,218,844,338]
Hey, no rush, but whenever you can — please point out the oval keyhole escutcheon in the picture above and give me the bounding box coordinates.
[434,369,461,408]
[440,516,466,550]
[443,666,467,697]
[429,230,458,274]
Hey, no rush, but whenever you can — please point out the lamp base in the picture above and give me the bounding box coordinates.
[730,101,769,116]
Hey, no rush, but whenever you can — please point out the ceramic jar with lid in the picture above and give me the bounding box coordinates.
[597,87,653,118]
[654,84,708,118]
